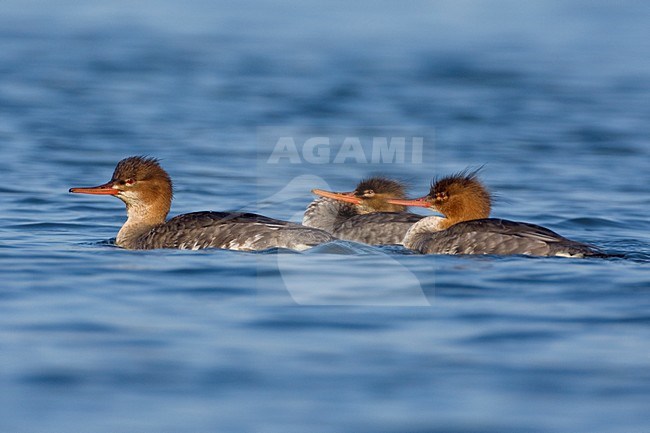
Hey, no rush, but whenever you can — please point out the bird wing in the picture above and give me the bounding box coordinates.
[416,219,596,256]
[334,212,424,245]
[138,212,334,251]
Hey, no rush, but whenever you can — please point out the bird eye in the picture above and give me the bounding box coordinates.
[125,178,135,186]
[363,189,375,197]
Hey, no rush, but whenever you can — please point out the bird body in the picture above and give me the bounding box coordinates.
[70,156,334,251]
[403,217,601,257]
[303,177,423,245]
[388,169,603,257]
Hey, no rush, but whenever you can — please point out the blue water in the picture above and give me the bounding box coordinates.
[1,1,650,432]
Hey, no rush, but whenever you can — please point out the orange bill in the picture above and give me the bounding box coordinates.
[386,196,430,207]
[69,181,118,195]
[311,189,361,205]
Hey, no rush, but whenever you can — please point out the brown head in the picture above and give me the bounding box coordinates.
[386,169,491,227]
[312,177,409,214]
[69,156,174,224]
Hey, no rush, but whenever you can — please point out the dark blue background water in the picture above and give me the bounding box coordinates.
[1,1,650,432]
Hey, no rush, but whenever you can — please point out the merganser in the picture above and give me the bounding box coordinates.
[387,170,604,257]
[303,177,423,245]
[69,156,334,251]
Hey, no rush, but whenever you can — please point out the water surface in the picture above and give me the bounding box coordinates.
[1,1,650,432]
